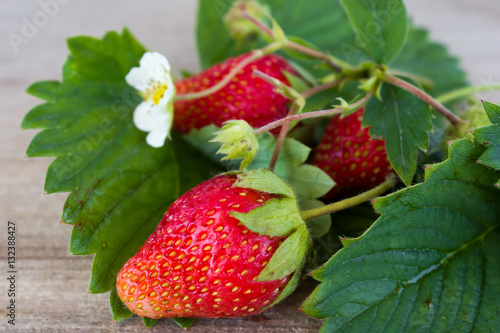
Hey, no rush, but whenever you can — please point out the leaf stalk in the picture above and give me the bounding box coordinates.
[383,74,467,128]
[174,41,283,101]
[300,174,397,221]
[254,89,373,135]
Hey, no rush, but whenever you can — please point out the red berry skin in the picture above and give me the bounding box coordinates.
[173,53,295,135]
[312,108,393,198]
[116,174,290,319]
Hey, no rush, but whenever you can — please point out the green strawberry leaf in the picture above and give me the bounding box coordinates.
[302,131,500,332]
[142,317,158,328]
[264,236,312,310]
[257,224,310,281]
[232,198,302,237]
[339,0,409,64]
[263,251,305,309]
[22,29,221,326]
[110,288,133,322]
[364,79,433,185]
[233,168,295,198]
[472,101,500,171]
[172,318,197,329]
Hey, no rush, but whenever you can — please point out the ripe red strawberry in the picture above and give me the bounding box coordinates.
[173,53,295,134]
[116,173,292,319]
[312,107,393,198]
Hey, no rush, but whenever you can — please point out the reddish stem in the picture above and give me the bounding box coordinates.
[268,104,298,171]
[383,74,466,128]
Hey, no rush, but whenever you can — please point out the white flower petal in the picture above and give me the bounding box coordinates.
[140,51,171,73]
[125,67,149,92]
[146,130,169,148]
[133,100,173,148]
[133,101,159,132]
[126,52,172,92]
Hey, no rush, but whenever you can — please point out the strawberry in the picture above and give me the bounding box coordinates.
[116,172,305,319]
[173,53,295,134]
[311,107,393,198]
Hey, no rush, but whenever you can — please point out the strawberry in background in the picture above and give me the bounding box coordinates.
[173,53,295,135]
[312,107,394,199]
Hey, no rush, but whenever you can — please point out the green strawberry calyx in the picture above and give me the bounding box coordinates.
[211,120,260,170]
[230,169,311,306]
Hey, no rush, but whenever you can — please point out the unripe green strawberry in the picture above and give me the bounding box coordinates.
[116,171,308,319]
[173,53,295,134]
[312,107,393,198]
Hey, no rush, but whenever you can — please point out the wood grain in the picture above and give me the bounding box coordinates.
[1,0,499,331]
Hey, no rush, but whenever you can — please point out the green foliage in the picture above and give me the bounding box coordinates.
[172,318,197,329]
[232,199,301,237]
[197,0,349,69]
[472,101,500,172]
[22,29,221,326]
[142,317,158,328]
[339,0,409,64]
[263,252,305,309]
[110,289,133,322]
[257,224,309,281]
[196,0,467,97]
[233,168,295,197]
[302,116,500,332]
[364,79,433,185]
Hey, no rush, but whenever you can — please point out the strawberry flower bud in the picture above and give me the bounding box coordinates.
[211,120,259,170]
[126,52,175,148]
[224,0,270,42]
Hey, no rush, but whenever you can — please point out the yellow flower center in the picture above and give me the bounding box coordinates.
[143,83,168,105]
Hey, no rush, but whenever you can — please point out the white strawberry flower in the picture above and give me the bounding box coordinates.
[126,52,175,148]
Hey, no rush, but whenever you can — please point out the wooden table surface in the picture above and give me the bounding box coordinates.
[1,1,499,332]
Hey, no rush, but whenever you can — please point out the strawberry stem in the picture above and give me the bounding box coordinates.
[383,74,467,128]
[301,78,344,99]
[174,41,283,101]
[252,69,304,102]
[385,69,435,89]
[269,103,298,171]
[252,70,305,171]
[251,71,346,171]
[266,78,346,171]
[241,10,274,38]
[300,174,397,221]
[283,41,344,72]
[254,90,374,135]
